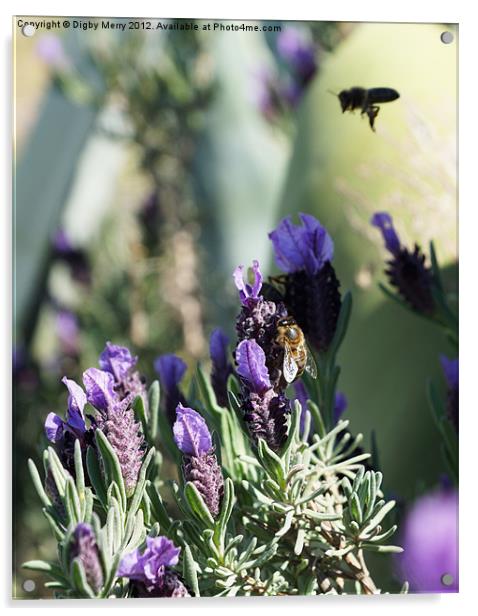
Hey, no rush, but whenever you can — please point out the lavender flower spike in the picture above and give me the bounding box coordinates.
[174,404,224,518]
[118,536,189,597]
[371,211,436,315]
[210,328,234,407]
[371,212,401,256]
[44,377,87,443]
[70,523,104,593]
[173,404,212,457]
[268,213,341,353]
[233,260,263,306]
[277,27,317,84]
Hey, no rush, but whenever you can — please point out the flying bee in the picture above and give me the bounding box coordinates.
[275,316,317,384]
[331,86,400,131]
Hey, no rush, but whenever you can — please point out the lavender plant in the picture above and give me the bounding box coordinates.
[24,215,404,597]
[371,212,458,483]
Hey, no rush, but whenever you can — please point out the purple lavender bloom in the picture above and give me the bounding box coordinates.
[269,213,334,276]
[154,354,188,425]
[371,211,436,315]
[233,260,264,307]
[55,309,80,356]
[173,404,224,518]
[334,391,348,424]
[210,328,234,408]
[235,339,290,451]
[36,34,70,69]
[99,341,137,382]
[268,214,341,353]
[52,228,73,254]
[396,488,458,593]
[235,339,271,394]
[70,523,104,593]
[173,404,212,457]
[440,356,459,431]
[234,260,288,388]
[83,368,117,411]
[118,536,188,597]
[44,376,87,443]
[277,27,317,84]
[371,212,401,256]
[99,341,146,406]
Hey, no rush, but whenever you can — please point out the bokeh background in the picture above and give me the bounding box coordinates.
[13,18,458,597]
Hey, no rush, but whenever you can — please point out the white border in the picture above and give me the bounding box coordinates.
[2,1,476,614]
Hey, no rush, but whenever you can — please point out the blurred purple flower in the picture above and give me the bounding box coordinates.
[173,404,213,457]
[440,356,459,431]
[210,328,233,407]
[36,34,69,69]
[154,354,188,425]
[396,488,458,592]
[371,212,401,256]
[233,260,264,307]
[71,523,103,593]
[334,391,348,424]
[83,368,117,411]
[277,27,317,84]
[235,339,271,394]
[371,211,436,315]
[55,309,80,356]
[440,356,458,389]
[118,536,188,597]
[52,228,73,253]
[269,213,334,276]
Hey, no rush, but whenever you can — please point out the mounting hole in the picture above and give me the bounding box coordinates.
[22,24,36,37]
[441,573,454,587]
[440,31,454,44]
[23,579,35,593]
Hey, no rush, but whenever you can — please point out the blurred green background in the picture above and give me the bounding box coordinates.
[13,18,457,597]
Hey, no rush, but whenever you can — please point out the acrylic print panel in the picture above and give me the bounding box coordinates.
[13,16,458,599]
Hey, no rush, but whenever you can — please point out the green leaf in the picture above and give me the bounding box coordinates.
[183,545,200,597]
[361,500,396,535]
[148,380,160,441]
[133,394,149,443]
[86,446,107,509]
[28,459,52,508]
[257,439,285,486]
[184,482,215,527]
[147,482,173,532]
[22,560,69,586]
[70,558,96,598]
[126,447,155,524]
[214,477,234,550]
[73,439,85,500]
[65,478,82,525]
[95,429,127,510]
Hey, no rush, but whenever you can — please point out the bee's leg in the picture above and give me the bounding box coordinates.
[367,105,380,131]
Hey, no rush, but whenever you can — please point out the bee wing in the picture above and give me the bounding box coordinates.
[282,342,299,384]
[304,345,318,379]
